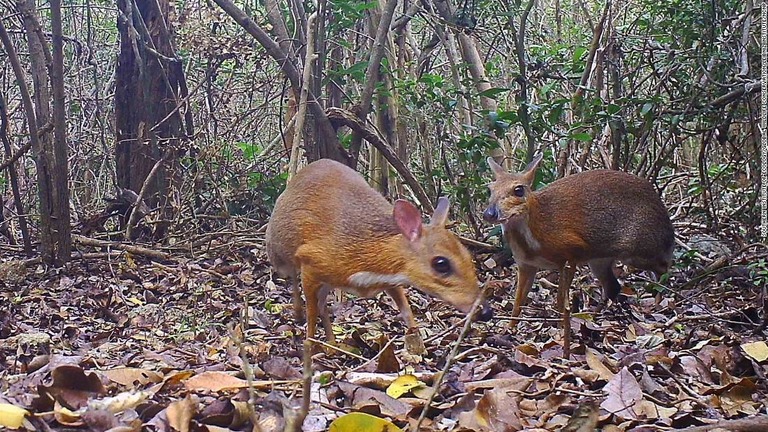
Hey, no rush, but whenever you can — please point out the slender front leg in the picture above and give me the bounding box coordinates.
[385,286,424,355]
[385,286,417,329]
[559,262,576,359]
[512,263,538,319]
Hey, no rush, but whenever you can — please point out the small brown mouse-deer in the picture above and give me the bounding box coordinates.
[484,155,674,319]
[266,159,493,348]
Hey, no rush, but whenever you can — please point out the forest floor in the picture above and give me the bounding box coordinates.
[1,224,767,432]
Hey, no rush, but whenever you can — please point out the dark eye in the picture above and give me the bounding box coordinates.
[431,256,453,275]
[513,185,525,197]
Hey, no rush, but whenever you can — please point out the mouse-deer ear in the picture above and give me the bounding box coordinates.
[521,153,543,184]
[487,156,507,179]
[393,200,423,242]
[429,197,450,227]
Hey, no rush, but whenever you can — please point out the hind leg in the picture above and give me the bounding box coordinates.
[289,270,306,323]
[317,284,335,345]
[588,258,622,302]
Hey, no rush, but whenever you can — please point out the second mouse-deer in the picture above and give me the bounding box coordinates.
[484,155,674,320]
[266,159,493,350]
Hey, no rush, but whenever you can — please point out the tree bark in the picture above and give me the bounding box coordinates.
[115,0,188,238]
[0,27,33,256]
[507,0,537,164]
[430,0,509,163]
[49,0,72,262]
[347,0,399,167]
[18,0,69,264]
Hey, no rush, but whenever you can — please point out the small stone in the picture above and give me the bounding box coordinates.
[483,257,497,269]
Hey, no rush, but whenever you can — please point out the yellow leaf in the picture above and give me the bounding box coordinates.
[54,403,83,426]
[88,390,151,413]
[572,312,594,321]
[385,374,424,399]
[742,341,768,362]
[329,412,403,432]
[230,400,251,428]
[0,403,29,429]
[127,297,144,306]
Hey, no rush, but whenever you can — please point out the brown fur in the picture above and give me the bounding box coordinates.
[485,156,674,319]
[266,159,489,345]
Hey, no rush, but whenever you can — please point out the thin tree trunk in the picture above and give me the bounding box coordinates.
[18,0,59,264]
[288,13,318,179]
[426,0,472,130]
[214,0,346,164]
[507,0,537,164]
[49,0,72,262]
[347,0,399,167]
[0,47,33,255]
[392,2,411,197]
[606,11,624,170]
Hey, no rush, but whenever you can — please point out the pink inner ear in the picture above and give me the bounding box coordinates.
[393,200,423,242]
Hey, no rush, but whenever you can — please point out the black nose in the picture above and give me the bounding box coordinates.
[476,302,493,321]
[483,205,499,223]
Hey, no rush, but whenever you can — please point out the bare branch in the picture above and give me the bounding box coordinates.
[326,107,434,212]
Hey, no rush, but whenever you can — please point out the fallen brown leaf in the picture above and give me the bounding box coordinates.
[100,367,163,387]
[600,367,643,420]
[559,398,599,432]
[166,395,198,432]
[184,371,249,392]
[457,387,523,431]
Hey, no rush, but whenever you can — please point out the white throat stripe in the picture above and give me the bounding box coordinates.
[348,272,411,287]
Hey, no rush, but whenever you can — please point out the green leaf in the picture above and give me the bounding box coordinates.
[572,46,587,65]
[478,87,511,98]
[570,132,592,142]
[605,103,621,115]
[329,412,403,432]
[336,61,369,80]
[236,142,260,161]
[352,1,377,12]
[640,102,654,117]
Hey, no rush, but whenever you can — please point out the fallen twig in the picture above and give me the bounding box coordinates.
[413,287,488,430]
[73,234,171,261]
[674,414,768,432]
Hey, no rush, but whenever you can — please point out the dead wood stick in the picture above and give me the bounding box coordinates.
[22,251,134,267]
[678,255,729,291]
[458,235,499,252]
[326,107,433,212]
[674,415,768,432]
[73,234,171,261]
[413,287,488,429]
[232,306,265,432]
